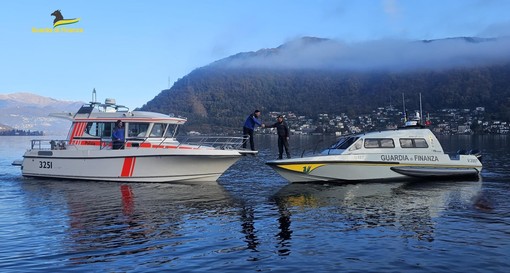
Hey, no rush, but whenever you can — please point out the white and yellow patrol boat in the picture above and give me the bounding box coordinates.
[267,121,482,183]
[15,96,252,183]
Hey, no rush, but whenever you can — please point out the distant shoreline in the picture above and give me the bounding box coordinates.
[0,130,44,136]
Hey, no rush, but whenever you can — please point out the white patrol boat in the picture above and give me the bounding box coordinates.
[15,95,253,183]
[266,120,482,183]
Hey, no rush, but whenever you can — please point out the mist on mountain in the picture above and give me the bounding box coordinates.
[212,36,510,72]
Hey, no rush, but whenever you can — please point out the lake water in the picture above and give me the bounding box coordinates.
[1,135,509,272]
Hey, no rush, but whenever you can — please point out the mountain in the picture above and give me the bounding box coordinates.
[0,123,13,131]
[140,36,510,133]
[0,93,84,135]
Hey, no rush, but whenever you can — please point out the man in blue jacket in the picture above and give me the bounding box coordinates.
[243,110,264,151]
[112,120,125,149]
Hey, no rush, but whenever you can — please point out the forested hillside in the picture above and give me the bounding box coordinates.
[141,37,510,133]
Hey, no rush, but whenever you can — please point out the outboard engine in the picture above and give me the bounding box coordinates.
[468,149,482,162]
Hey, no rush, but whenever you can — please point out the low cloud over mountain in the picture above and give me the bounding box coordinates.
[213,36,510,71]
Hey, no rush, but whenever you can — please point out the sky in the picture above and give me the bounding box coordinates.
[1,0,510,109]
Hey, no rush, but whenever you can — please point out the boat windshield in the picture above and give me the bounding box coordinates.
[148,123,179,138]
[128,123,179,139]
[329,136,359,150]
[164,124,179,138]
[149,123,166,138]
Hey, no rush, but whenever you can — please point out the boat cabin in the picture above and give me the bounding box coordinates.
[52,100,187,150]
[320,128,444,156]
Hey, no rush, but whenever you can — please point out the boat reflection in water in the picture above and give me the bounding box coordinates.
[18,180,237,266]
[272,179,484,242]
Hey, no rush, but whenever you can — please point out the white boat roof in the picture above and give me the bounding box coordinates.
[353,127,435,138]
[49,103,187,124]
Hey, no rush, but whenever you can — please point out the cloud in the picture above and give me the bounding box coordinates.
[216,36,510,72]
[383,0,400,17]
[478,22,510,37]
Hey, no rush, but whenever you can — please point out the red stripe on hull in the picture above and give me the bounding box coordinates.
[121,157,136,177]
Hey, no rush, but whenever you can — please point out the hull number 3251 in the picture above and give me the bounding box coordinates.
[39,161,53,169]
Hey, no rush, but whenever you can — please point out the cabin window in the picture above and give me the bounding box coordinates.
[364,138,395,148]
[83,122,113,138]
[150,123,166,137]
[399,138,429,148]
[414,138,429,148]
[128,123,150,138]
[380,139,395,148]
[364,139,379,148]
[400,139,413,148]
[84,122,98,137]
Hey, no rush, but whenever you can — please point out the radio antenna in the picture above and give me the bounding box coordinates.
[419,93,423,124]
[402,93,406,122]
[91,88,97,103]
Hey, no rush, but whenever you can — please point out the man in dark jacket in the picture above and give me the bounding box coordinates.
[266,115,291,159]
[243,110,264,151]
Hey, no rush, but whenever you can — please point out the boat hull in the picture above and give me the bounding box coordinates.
[21,149,241,183]
[266,155,482,183]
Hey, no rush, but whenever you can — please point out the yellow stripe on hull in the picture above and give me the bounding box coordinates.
[277,163,325,174]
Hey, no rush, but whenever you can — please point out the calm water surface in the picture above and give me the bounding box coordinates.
[0,135,509,272]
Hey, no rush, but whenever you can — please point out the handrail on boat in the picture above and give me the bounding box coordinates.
[121,135,249,150]
[30,139,69,150]
[30,136,250,151]
[176,135,249,150]
[105,135,249,150]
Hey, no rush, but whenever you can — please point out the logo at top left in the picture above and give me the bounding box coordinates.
[51,10,80,28]
[32,9,83,33]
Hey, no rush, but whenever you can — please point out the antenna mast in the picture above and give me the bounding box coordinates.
[419,93,423,124]
[92,88,97,103]
[402,93,406,122]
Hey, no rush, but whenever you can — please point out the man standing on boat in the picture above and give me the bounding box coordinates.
[243,110,264,151]
[265,115,291,159]
[112,120,125,149]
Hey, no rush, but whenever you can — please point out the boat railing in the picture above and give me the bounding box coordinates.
[30,139,69,150]
[176,135,249,150]
[300,138,325,157]
[99,138,114,150]
[30,136,249,151]
[449,149,482,161]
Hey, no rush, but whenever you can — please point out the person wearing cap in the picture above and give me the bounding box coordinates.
[265,115,291,159]
[242,110,264,151]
